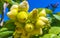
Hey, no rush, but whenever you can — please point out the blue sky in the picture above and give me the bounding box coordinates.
[28,0,60,12]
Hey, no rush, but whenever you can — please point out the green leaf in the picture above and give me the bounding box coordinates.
[38,8,52,14]
[0,28,8,32]
[0,18,1,20]
[45,8,52,14]
[53,14,60,21]
[56,12,60,16]
[4,20,16,31]
[42,34,57,38]
[49,27,60,34]
[57,36,60,38]
[38,8,43,13]
[0,12,2,14]
[47,17,53,23]
[0,31,14,38]
[8,36,13,38]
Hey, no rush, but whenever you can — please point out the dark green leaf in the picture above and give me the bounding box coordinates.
[4,20,16,31]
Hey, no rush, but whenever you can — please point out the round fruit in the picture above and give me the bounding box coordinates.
[38,16,49,23]
[19,1,29,11]
[10,4,18,11]
[31,28,43,35]
[17,11,28,23]
[29,8,38,18]
[31,29,40,35]
[29,8,38,23]
[36,20,45,28]
[7,9,18,20]
[39,9,46,17]
[25,23,34,32]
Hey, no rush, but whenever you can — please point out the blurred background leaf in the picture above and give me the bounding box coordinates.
[49,27,60,34]
[56,12,60,16]
[38,8,52,14]
[0,31,14,38]
[41,34,57,38]
[53,14,60,21]
[3,20,16,31]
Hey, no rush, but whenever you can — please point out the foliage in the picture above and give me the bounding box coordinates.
[3,20,16,31]
[49,27,60,34]
[0,0,60,38]
[0,31,14,38]
[38,8,52,14]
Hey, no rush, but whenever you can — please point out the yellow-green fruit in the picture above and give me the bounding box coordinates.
[21,32,31,38]
[31,28,43,35]
[29,8,38,18]
[39,28,43,35]
[17,11,28,23]
[14,22,22,28]
[38,16,49,23]
[25,23,34,32]
[13,31,23,38]
[13,31,20,38]
[29,8,38,23]
[10,4,18,11]
[14,22,19,26]
[36,20,45,28]
[19,1,29,11]
[7,9,18,20]
[31,29,40,35]
[39,9,46,17]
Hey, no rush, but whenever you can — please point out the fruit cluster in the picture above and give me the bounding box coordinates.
[7,1,50,38]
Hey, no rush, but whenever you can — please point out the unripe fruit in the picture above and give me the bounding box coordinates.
[7,9,18,20]
[19,1,29,11]
[7,1,51,38]
[15,22,25,28]
[31,28,43,35]
[10,4,18,11]
[29,8,38,18]
[25,23,34,32]
[29,8,38,23]
[17,11,28,23]
[40,28,43,35]
[36,20,45,28]
[39,9,46,17]
[32,29,40,35]
[38,16,49,23]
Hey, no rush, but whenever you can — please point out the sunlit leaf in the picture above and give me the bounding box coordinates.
[0,31,14,38]
[56,12,60,16]
[42,34,57,38]
[0,28,8,32]
[8,36,13,38]
[49,27,60,34]
[53,14,60,21]
[45,8,52,14]
[38,8,52,14]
